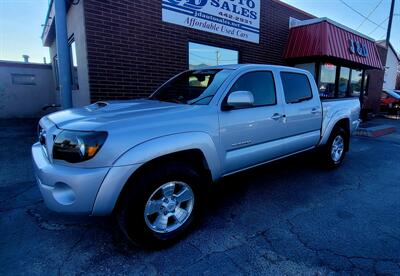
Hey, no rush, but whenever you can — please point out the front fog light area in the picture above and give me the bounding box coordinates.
[53,182,76,205]
[53,130,107,163]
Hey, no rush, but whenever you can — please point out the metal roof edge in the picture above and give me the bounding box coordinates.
[0,60,52,69]
[41,0,54,40]
[290,17,376,42]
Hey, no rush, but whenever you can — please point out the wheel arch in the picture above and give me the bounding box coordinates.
[114,149,211,209]
[320,117,350,151]
[92,132,220,215]
[126,148,213,184]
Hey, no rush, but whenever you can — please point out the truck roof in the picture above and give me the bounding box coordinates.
[193,64,308,73]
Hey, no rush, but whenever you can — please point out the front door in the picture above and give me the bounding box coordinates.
[218,71,286,174]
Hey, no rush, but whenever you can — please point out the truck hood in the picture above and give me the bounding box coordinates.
[47,99,195,130]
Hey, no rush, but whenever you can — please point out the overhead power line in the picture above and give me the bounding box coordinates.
[339,0,386,31]
[189,52,237,63]
[190,52,216,61]
[368,17,388,35]
[357,0,384,30]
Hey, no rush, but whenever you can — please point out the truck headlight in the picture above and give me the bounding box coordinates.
[53,130,107,163]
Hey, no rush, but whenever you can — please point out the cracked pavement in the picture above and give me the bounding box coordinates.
[1,118,400,275]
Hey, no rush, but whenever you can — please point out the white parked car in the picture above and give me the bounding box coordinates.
[32,64,360,246]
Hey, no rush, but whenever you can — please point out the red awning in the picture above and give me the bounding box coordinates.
[284,20,383,69]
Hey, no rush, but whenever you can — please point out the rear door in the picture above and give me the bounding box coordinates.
[279,71,322,151]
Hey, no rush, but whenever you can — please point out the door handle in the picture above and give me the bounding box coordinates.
[271,113,284,120]
[311,108,320,114]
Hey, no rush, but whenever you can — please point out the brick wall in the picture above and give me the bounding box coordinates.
[365,44,387,114]
[83,0,314,102]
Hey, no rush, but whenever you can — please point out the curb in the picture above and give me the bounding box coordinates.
[355,125,396,138]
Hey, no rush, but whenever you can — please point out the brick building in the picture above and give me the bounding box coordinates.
[42,0,385,112]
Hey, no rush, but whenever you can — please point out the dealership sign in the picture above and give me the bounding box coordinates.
[162,0,261,43]
[349,39,369,58]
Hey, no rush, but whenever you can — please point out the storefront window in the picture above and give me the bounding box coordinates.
[294,63,315,79]
[69,39,79,90]
[350,69,363,97]
[319,63,336,98]
[338,67,350,98]
[188,42,239,69]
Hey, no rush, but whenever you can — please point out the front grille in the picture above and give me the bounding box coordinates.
[37,123,49,158]
[37,124,42,142]
[38,124,46,146]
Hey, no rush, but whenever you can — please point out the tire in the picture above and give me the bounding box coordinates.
[322,127,348,169]
[116,161,203,248]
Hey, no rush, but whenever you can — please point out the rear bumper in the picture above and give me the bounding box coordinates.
[32,142,142,215]
[351,119,361,135]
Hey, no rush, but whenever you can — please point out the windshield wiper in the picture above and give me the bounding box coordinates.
[149,97,185,104]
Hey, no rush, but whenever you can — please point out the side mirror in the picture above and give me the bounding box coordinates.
[226,91,254,109]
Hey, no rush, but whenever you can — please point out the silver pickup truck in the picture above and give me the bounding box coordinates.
[32,64,360,246]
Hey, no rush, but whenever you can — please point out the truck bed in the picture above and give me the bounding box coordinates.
[320,97,361,145]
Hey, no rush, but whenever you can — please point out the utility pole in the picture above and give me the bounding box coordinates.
[54,0,73,109]
[216,50,220,65]
[386,0,395,46]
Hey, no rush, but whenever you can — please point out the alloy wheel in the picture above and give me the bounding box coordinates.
[144,181,194,234]
[331,135,344,162]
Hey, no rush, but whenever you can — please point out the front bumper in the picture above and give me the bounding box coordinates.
[32,142,142,215]
[32,142,110,214]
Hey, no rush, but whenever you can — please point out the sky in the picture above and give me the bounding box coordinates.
[0,0,50,63]
[0,0,399,64]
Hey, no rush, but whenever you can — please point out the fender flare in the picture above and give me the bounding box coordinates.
[92,132,221,215]
[113,132,221,179]
[319,115,350,146]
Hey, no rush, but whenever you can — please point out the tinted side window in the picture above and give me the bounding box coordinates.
[230,71,276,107]
[281,72,313,103]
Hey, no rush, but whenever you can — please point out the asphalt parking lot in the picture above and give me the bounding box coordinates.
[1,118,400,275]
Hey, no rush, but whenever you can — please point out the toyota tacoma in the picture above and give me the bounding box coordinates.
[32,64,360,246]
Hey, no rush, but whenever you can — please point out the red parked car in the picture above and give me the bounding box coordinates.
[380,89,400,114]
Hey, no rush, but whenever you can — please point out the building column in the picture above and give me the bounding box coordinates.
[54,0,72,109]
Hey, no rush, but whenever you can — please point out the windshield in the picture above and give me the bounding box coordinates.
[150,69,232,105]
